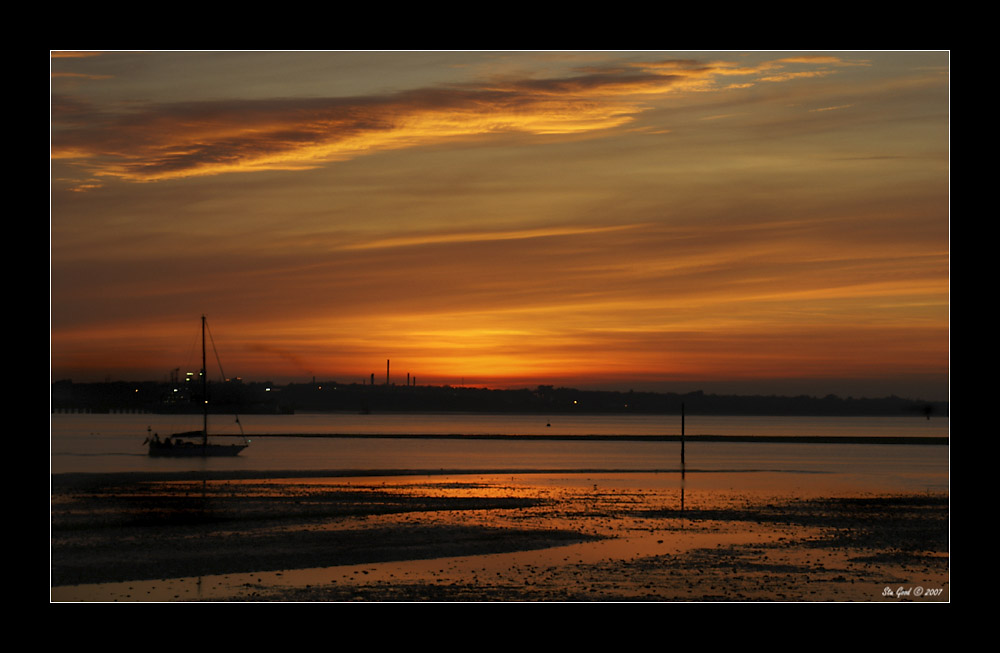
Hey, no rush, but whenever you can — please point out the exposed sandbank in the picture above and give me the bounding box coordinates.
[51,470,948,602]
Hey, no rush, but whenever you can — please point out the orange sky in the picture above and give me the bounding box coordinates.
[50,51,949,399]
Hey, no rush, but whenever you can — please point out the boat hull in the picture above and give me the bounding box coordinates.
[148,441,247,457]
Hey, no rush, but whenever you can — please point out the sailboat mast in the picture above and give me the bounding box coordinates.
[201,314,208,445]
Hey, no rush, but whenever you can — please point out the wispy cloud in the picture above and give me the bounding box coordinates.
[50,51,103,59]
[50,89,639,185]
[758,70,838,83]
[51,72,113,80]
[51,55,856,189]
[811,104,854,112]
[342,224,643,251]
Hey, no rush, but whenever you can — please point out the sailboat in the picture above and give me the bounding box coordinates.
[147,315,249,457]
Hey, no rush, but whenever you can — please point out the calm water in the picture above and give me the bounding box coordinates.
[50,412,948,493]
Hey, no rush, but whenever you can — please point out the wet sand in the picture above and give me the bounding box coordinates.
[50,470,949,602]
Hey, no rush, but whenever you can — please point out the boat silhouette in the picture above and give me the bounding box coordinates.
[146,316,248,457]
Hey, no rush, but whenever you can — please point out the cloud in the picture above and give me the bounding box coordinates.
[51,55,854,189]
[342,223,643,251]
[775,55,871,67]
[51,90,636,185]
[50,51,102,59]
[811,104,854,112]
[51,72,113,80]
[758,70,838,83]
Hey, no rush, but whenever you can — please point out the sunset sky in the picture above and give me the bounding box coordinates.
[50,51,949,400]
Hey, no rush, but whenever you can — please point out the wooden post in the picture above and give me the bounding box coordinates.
[681,402,686,467]
[680,402,687,512]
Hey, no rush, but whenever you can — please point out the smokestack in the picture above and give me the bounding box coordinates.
[386,359,390,385]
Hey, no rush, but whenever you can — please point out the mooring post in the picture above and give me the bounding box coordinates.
[680,401,687,512]
[681,402,686,467]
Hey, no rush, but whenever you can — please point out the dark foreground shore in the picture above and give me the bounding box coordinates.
[51,470,949,602]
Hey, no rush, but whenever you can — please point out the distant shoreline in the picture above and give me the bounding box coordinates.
[51,380,949,418]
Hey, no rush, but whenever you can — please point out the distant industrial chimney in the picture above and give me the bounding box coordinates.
[386,359,390,385]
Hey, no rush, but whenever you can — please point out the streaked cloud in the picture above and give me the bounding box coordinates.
[51,54,863,189]
[758,70,838,83]
[51,72,113,80]
[342,223,643,251]
[811,104,854,112]
[50,51,102,59]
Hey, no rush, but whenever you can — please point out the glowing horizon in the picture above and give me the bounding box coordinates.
[50,51,949,400]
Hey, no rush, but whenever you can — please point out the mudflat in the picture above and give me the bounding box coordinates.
[50,470,949,602]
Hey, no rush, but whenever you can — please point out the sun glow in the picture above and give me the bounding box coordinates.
[51,51,949,399]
